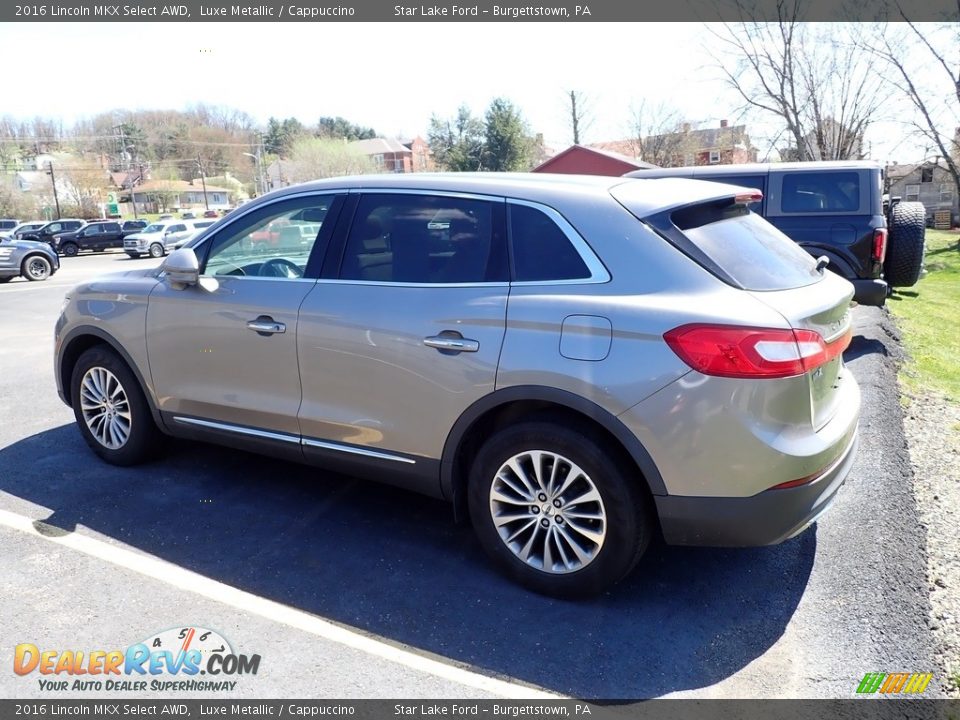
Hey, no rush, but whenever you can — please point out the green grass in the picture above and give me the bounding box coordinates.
[887,229,960,402]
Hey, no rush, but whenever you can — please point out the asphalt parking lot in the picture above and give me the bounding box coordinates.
[0,251,936,699]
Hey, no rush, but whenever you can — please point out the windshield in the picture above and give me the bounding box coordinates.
[142,224,165,233]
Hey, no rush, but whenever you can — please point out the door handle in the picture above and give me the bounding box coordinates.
[423,335,479,353]
[247,318,286,335]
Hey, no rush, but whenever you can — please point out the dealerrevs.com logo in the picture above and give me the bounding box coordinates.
[14,626,261,692]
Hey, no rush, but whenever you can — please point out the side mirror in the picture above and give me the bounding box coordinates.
[161,248,200,288]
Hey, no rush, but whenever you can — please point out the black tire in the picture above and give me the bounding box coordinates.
[70,346,164,466]
[468,421,652,597]
[60,242,79,257]
[21,255,52,281]
[149,243,164,258]
[884,201,925,287]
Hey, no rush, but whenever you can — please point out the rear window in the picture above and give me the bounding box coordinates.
[681,211,821,291]
[781,171,860,213]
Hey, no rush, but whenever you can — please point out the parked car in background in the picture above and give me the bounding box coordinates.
[0,234,60,282]
[123,220,198,258]
[121,219,148,234]
[182,211,197,219]
[158,214,175,221]
[55,173,860,597]
[624,161,926,306]
[203,209,219,218]
[171,219,217,250]
[20,219,86,245]
[52,221,127,256]
[0,221,45,241]
[0,219,19,232]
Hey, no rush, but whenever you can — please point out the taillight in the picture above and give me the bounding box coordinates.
[734,191,763,205]
[872,228,888,263]
[664,324,852,379]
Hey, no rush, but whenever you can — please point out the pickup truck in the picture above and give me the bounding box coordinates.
[52,221,132,256]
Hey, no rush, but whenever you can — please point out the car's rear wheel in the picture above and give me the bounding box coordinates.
[885,201,926,287]
[60,242,79,257]
[70,346,163,466]
[149,243,164,258]
[22,255,52,281]
[468,421,651,597]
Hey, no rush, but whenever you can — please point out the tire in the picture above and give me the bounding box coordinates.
[468,421,652,597]
[70,346,164,466]
[60,242,79,257]
[884,201,926,287]
[149,243,164,259]
[21,255,52,281]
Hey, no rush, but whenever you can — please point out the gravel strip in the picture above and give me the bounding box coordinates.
[894,320,960,696]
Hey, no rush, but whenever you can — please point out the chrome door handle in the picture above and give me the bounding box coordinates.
[247,319,286,335]
[423,335,479,353]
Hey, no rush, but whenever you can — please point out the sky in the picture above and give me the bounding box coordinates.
[0,22,937,163]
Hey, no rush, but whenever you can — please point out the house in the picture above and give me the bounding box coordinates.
[887,160,958,228]
[127,179,232,214]
[532,144,658,176]
[402,136,434,172]
[593,120,758,169]
[350,138,415,173]
[264,159,294,191]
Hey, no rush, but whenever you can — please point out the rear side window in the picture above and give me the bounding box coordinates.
[781,171,859,213]
[339,194,505,284]
[681,210,820,291]
[509,204,590,282]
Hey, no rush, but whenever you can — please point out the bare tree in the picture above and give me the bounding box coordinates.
[286,138,375,182]
[59,160,111,217]
[710,3,884,160]
[861,11,960,201]
[628,101,698,166]
[566,90,594,145]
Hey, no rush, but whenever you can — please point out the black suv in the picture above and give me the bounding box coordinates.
[625,161,926,306]
[21,219,86,246]
[53,221,128,256]
[121,219,148,233]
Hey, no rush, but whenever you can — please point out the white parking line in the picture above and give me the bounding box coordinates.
[0,508,559,700]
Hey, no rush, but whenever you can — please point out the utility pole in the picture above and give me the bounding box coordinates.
[46,162,61,219]
[196,154,209,211]
[131,164,144,219]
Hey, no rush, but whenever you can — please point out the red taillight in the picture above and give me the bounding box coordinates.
[734,191,763,205]
[663,324,852,379]
[872,228,888,263]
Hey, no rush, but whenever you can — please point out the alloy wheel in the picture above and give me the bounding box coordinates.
[489,450,607,574]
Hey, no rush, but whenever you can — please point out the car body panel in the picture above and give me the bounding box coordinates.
[296,282,508,462]
[145,276,313,436]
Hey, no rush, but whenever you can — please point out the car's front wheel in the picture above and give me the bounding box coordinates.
[70,346,163,466]
[149,243,165,258]
[22,255,52,281]
[468,421,652,597]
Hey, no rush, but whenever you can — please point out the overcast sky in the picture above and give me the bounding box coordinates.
[0,22,934,163]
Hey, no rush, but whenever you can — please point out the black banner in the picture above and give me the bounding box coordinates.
[3,0,959,22]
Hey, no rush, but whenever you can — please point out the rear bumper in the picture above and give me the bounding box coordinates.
[850,278,888,306]
[655,429,858,546]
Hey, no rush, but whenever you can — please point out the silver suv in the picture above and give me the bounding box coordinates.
[124,220,199,258]
[54,174,860,597]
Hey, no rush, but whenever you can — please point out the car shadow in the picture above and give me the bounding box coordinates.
[845,335,888,361]
[0,424,816,699]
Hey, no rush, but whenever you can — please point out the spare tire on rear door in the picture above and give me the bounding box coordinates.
[884,201,926,287]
